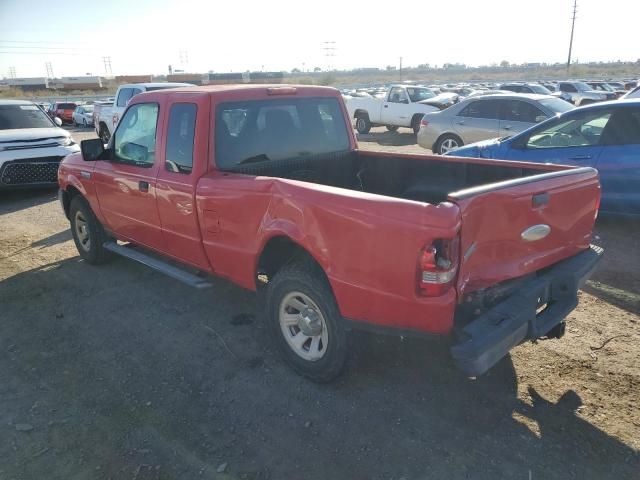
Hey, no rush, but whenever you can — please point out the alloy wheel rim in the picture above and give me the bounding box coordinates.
[279,291,328,361]
[74,210,91,252]
[441,138,459,154]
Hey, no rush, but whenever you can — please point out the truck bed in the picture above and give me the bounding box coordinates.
[225,149,565,204]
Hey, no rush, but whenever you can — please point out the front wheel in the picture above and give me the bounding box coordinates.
[69,196,112,265]
[265,260,349,382]
[434,134,463,155]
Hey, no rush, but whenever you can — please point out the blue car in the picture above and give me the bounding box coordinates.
[448,99,640,216]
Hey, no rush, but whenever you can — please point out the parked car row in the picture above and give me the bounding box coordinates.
[46,101,97,128]
[445,99,640,216]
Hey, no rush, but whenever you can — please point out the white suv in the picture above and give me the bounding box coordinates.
[0,100,79,189]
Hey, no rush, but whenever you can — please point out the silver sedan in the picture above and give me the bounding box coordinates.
[417,94,574,154]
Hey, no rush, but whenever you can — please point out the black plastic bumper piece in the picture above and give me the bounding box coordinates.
[451,245,603,377]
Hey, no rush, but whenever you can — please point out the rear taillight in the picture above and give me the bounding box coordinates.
[420,118,429,127]
[416,237,459,297]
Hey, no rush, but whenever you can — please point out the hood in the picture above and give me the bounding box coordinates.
[0,127,70,144]
[419,92,459,110]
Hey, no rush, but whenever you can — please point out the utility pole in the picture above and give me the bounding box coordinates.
[567,0,577,70]
[102,56,112,75]
[399,57,403,81]
[45,62,54,78]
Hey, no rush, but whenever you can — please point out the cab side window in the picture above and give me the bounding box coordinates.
[388,87,408,104]
[165,103,197,174]
[114,103,159,167]
[116,88,134,107]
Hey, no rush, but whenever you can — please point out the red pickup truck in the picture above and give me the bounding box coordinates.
[58,85,602,381]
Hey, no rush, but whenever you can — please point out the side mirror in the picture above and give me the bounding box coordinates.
[54,117,63,127]
[81,138,105,161]
[535,115,547,123]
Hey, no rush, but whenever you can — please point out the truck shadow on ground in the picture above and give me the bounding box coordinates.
[0,187,58,215]
[0,257,637,479]
[357,128,420,147]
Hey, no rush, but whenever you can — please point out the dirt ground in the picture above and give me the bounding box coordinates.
[0,127,638,480]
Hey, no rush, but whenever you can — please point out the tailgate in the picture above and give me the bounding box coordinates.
[449,167,600,299]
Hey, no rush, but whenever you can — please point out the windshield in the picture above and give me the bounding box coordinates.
[82,105,94,111]
[406,87,435,102]
[539,98,575,114]
[574,82,593,92]
[57,103,76,109]
[0,104,55,130]
[529,84,552,94]
[215,97,349,169]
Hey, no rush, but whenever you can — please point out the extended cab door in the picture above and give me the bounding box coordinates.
[93,101,165,251]
[155,95,212,270]
[381,87,411,126]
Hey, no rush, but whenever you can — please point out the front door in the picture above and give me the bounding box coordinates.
[93,101,165,251]
[453,99,500,144]
[381,86,410,126]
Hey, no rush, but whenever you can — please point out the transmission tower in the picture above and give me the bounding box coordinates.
[179,50,189,68]
[322,41,336,71]
[567,0,577,69]
[102,56,113,75]
[45,62,54,78]
[8,67,16,79]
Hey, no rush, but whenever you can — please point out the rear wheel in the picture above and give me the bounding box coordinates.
[69,196,112,265]
[99,124,111,143]
[386,125,398,132]
[83,118,88,128]
[72,118,78,127]
[355,114,371,134]
[411,116,423,135]
[265,259,349,382]
[434,134,463,155]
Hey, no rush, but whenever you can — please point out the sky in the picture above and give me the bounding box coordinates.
[0,0,638,78]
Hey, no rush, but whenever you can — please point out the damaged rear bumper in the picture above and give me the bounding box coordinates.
[451,245,603,377]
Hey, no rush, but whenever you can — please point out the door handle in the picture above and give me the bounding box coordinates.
[384,104,389,108]
[569,155,592,160]
[138,180,150,192]
[503,125,512,130]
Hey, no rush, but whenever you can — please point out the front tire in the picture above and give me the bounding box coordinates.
[265,259,349,382]
[434,134,463,155]
[69,196,112,265]
[83,118,88,128]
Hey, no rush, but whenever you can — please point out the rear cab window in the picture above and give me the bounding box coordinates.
[165,103,197,174]
[214,97,349,170]
[116,88,134,107]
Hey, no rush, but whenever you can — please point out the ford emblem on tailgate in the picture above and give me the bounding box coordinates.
[521,224,551,242]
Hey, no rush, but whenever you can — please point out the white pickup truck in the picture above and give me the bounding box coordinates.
[94,82,192,142]
[344,85,452,134]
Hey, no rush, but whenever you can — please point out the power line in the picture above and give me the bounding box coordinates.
[567,0,577,69]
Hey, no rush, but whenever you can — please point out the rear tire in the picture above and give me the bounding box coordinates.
[99,124,111,143]
[355,114,371,134]
[265,259,349,382]
[434,133,463,155]
[411,115,423,135]
[386,125,399,132]
[83,118,88,128]
[69,196,112,265]
[72,119,78,127]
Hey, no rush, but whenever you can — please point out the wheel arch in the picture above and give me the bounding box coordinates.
[256,235,331,291]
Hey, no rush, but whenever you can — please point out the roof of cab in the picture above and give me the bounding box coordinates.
[138,84,339,95]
